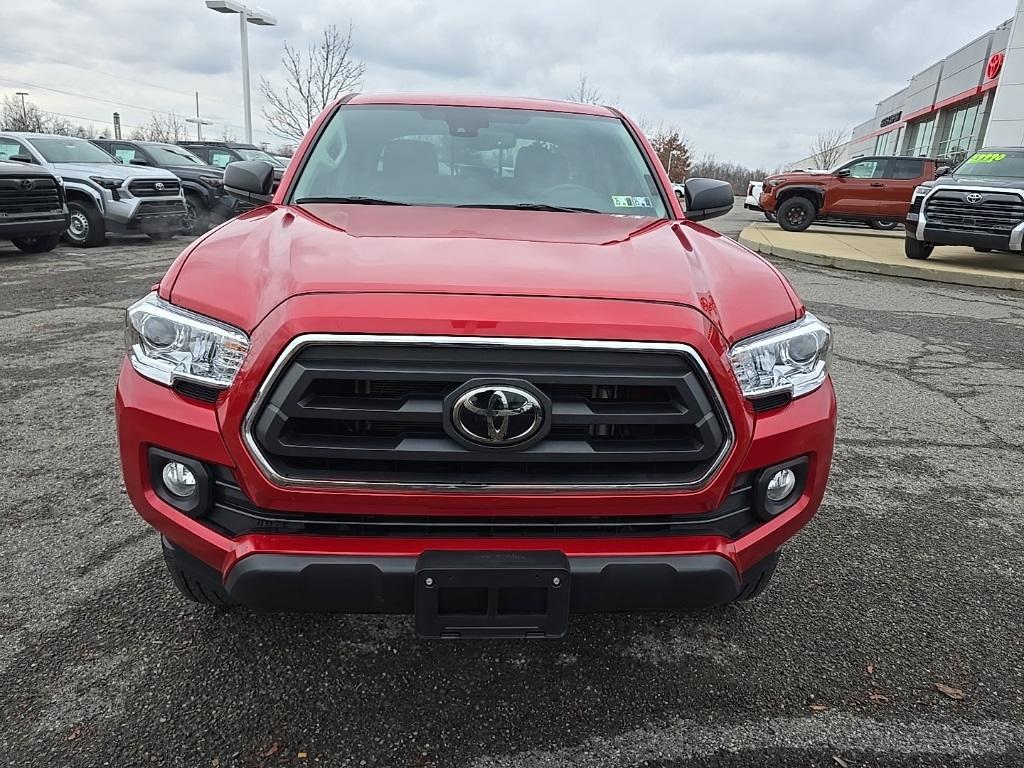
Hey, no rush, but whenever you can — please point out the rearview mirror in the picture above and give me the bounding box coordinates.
[129,157,150,166]
[684,178,733,222]
[935,165,951,177]
[223,160,275,203]
[9,154,35,164]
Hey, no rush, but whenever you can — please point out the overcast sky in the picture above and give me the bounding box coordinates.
[3,0,1019,167]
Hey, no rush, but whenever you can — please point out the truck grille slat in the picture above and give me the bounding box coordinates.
[0,177,61,215]
[248,339,732,489]
[924,190,1024,236]
[129,179,181,197]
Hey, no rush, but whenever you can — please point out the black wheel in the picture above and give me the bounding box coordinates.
[734,552,780,602]
[162,545,235,608]
[905,238,934,260]
[183,194,211,236]
[10,233,62,253]
[63,200,106,247]
[974,247,992,253]
[763,210,777,223]
[868,220,898,231]
[776,197,815,232]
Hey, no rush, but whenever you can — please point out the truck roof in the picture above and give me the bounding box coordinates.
[344,93,617,117]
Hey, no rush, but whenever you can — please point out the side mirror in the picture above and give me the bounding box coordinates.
[935,165,951,177]
[835,168,851,178]
[683,178,733,222]
[9,154,36,164]
[129,157,150,166]
[223,160,275,203]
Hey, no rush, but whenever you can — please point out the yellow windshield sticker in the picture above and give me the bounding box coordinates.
[966,152,1006,163]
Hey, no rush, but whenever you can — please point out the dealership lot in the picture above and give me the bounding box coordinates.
[1,227,1023,767]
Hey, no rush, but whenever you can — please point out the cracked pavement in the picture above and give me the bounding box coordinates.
[0,220,1022,767]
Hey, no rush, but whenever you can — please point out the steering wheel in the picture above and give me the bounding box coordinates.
[543,183,596,197]
[541,183,606,208]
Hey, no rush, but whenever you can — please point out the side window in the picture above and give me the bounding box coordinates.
[210,151,235,168]
[889,158,924,180]
[846,159,885,179]
[110,143,138,164]
[0,139,31,161]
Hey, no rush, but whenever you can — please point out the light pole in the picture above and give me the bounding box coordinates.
[205,0,277,144]
[185,91,214,140]
[667,148,682,178]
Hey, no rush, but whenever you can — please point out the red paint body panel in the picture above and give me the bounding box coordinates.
[119,93,838,608]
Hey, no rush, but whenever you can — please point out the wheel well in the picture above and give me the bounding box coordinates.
[777,189,821,212]
[64,189,99,210]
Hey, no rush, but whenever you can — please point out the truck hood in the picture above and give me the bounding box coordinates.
[50,162,180,182]
[168,204,798,341]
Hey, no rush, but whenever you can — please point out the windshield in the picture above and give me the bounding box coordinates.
[954,150,1024,178]
[30,137,115,164]
[236,148,279,163]
[291,105,668,217]
[143,144,207,166]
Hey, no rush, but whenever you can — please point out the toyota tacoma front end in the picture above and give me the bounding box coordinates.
[116,94,836,639]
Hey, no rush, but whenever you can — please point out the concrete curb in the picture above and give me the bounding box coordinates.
[738,229,1024,293]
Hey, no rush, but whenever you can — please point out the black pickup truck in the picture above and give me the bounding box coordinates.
[0,160,68,254]
[905,148,1024,260]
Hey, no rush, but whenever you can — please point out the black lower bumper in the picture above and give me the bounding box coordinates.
[905,218,1018,251]
[165,538,774,634]
[0,215,68,240]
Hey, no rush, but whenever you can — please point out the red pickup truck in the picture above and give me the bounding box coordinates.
[116,93,836,639]
[760,156,938,232]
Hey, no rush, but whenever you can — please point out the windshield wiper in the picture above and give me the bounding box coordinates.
[295,196,410,206]
[457,203,601,214]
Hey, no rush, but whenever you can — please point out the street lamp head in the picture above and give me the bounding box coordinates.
[205,0,246,13]
[246,8,277,25]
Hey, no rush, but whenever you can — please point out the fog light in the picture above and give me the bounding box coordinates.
[766,468,797,502]
[162,462,197,497]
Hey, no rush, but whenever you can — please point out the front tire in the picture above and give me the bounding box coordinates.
[11,233,62,253]
[776,197,815,232]
[763,210,777,223]
[162,545,235,608]
[734,552,780,602]
[868,220,898,231]
[905,238,934,260]
[183,194,211,237]
[64,201,106,247]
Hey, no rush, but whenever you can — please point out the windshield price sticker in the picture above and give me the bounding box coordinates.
[967,153,1006,164]
[612,196,652,208]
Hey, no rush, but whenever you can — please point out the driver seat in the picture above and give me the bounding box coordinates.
[514,144,568,195]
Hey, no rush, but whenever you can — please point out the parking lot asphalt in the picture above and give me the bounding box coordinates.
[1,217,1023,768]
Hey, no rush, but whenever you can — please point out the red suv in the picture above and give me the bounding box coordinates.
[116,94,836,639]
[761,156,938,232]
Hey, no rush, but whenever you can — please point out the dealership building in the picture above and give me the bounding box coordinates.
[792,2,1024,168]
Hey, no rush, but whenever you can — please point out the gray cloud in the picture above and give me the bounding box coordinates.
[3,0,1018,165]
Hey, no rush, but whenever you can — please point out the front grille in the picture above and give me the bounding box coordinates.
[136,199,186,216]
[924,190,1024,236]
[129,179,181,197]
[247,338,731,489]
[0,176,61,216]
[207,467,757,538]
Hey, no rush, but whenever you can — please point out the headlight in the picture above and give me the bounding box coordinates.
[198,175,224,188]
[125,293,250,389]
[728,313,832,400]
[90,176,122,190]
[912,185,931,198]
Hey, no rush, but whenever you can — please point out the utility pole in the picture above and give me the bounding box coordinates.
[112,112,122,139]
[185,92,214,141]
[15,91,29,126]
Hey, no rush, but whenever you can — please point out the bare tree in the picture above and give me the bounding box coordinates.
[129,112,187,143]
[0,94,48,132]
[221,123,238,142]
[687,153,775,194]
[567,73,602,105]
[648,124,693,183]
[808,127,848,170]
[260,23,366,142]
[274,143,297,157]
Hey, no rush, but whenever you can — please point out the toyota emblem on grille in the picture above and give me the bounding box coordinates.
[154,181,165,191]
[965,192,984,204]
[448,384,546,448]
[19,179,33,191]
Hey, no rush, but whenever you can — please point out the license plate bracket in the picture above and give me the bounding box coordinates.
[415,551,570,639]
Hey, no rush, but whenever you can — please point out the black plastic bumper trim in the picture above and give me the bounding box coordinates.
[219,550,743,614]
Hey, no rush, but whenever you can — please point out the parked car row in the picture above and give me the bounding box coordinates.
[0,132,287,251]
[752,149,1024,261]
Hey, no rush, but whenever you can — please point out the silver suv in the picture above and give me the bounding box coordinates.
[0,132,186,247]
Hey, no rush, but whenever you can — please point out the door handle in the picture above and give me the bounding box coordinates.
[870,182,885,187]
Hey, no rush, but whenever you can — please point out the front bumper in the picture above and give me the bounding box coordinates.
[104,195,187,234]
[0,211,68,239]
